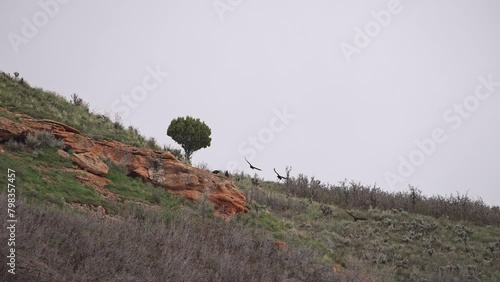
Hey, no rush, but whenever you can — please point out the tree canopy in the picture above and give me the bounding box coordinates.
[166,116,211,162]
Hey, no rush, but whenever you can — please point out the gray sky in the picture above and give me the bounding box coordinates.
[1,0,499,206]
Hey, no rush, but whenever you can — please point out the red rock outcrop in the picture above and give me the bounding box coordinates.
[0,117,28,141]
[0,108,247,217]
[72,152,109,176]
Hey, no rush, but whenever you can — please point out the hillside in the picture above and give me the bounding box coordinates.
[1,72,500,281]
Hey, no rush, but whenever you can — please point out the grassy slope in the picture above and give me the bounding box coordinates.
[1,73,499,281]
[0,72,182,156]
[235,178,500,281]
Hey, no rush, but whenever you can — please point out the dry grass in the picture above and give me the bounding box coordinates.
[0,194,347,282]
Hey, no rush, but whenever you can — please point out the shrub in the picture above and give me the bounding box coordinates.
[320,204,333,217]
[31,149,41,158]
[4,139,23,151]
[25,131,64,150]
[195,162,211,171]
[283,175,500,226]
[70,93,89,112]
[128,125,139,136]
[113,120,124,130]
[146,137,161,150]
[147,155,163,171]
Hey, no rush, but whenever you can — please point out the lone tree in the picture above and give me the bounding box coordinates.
[167,116,211,162]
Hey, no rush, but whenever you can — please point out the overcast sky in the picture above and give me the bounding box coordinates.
[1,0,499,206]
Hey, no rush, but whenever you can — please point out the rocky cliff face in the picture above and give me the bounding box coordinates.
[0,108,247,217]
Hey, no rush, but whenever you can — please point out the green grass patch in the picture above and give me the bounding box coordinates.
[104,162,185,210]
[0,151,104,207]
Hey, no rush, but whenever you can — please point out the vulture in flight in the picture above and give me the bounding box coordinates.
[273,168,288,180]
[245,158,262,171]
[345,210,368,222]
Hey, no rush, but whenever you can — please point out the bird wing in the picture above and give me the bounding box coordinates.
[274,168,286,178]
[245,158,261,171]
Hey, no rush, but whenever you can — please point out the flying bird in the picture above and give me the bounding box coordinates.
[345,210,368,222]
[245,158,261,171]
[273,168,287,180]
